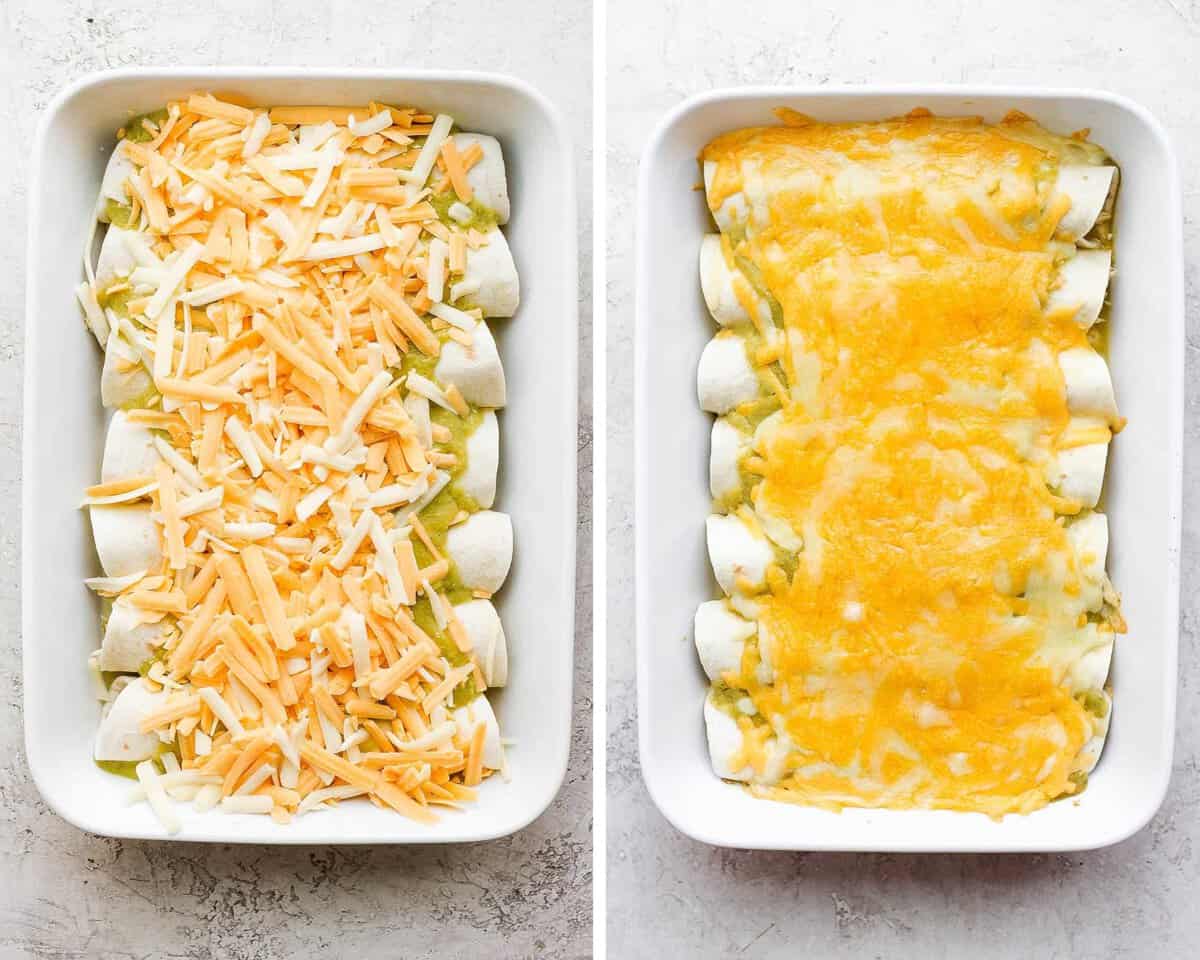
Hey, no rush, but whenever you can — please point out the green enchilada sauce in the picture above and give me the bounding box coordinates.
[1077,689,1110,720]
[709,680,745,716]
[1065,770,1089,794]
[98,647,163,691]
[427,191,502,312]
[95,759,143,780]
[409,484,479,604]
[96,283,162,411]
[120,108,169,143]
[711,332,802,576]
[396,382,492,707]
[433,405,483,481]
[430,193,500,233]
[95,740,180,781]
[96,283,135,317]
[708,333,783,516]
[94,643,173,780]
[105,198,136,228]
[397,351,437,380]
[138,646,169,677]
[411,593,480,708]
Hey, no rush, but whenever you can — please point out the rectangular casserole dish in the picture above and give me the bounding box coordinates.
[24,67,578,843]
[635,86,1182,852]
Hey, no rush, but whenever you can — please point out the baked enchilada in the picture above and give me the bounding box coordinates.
[77,94,518,832]
[694,110,1123,817]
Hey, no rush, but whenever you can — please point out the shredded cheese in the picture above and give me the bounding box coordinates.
[82,94,513,834]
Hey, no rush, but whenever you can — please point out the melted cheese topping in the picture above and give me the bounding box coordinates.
[702,111,1122,817]
[85,95,510,828]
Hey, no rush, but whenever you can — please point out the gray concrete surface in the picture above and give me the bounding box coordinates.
[606,1,1199,957]
[0,1,592,958]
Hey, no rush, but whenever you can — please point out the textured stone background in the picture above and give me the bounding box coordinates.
[607,1,1198,957]
[0,1,592,958]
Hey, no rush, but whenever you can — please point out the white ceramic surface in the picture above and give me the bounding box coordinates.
[636,86,1182,852]
[24,67,578,843]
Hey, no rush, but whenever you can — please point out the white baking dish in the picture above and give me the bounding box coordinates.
[23,68,577,843]
[635,86,1182,852]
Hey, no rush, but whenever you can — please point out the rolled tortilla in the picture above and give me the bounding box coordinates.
[452,227,519,318]
[694,600,755,682]
[459,410,499,509]
[404,393,433,448]
[96,141,136,222]
[703,695,785,784]
[1059,346,1117,419]
[454,598,507,687]
[1066,511,1109,611]
[704,696,752,781]
[100,602,167,673]
[1054,165,1116,241]
[95,225,142,291]
[91,502,161,578]
[710,418,746,501]
[95,677,168,763]
[1067,624,1115,693]
[445,510,513,595]
[434,320,507,408]
[1074,690,1112,776]
[1047,249,1111,329]
[699,234,766,328]
[706,513,772,595]
[101,409,160,481]
[100,328,153,410]
[702,160,750,234]
[698,334,759,414]
[452,694,503,769]
[451,133,510,225]
[1050,441,1108,510]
